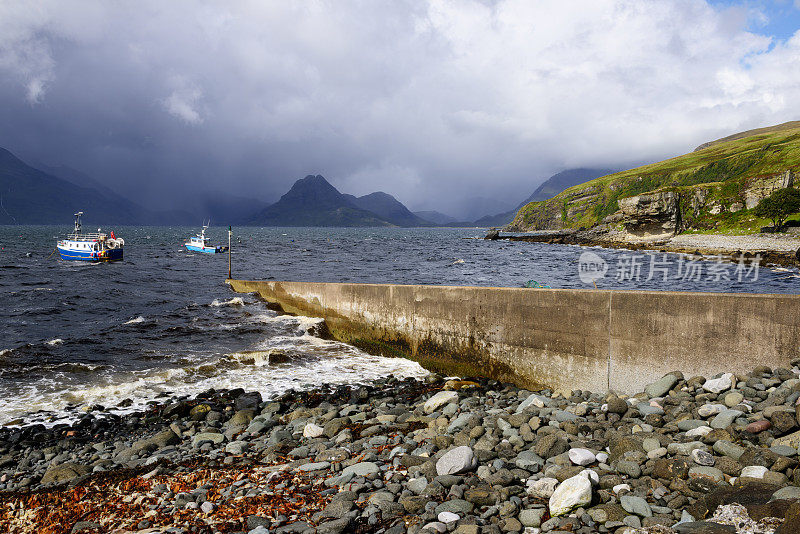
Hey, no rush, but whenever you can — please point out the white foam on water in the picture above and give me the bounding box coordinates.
[0,333,429,427]
[0,348,11,357]
[210,297,245,307]
[124,316,146,325]
[46,338,64,346]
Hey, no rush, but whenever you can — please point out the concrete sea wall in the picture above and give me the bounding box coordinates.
[228,279,800,394]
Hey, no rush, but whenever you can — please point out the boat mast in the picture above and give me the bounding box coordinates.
[74,212,83,235]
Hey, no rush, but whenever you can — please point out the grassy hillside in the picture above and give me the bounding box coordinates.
[509,124,800,232]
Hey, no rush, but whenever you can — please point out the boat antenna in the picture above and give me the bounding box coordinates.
[74,212,83,234]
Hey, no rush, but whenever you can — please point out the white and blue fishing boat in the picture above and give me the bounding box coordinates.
[185,224,228,254]
[57,212,124,262]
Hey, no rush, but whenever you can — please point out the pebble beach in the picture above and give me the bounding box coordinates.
[5,363,800,533]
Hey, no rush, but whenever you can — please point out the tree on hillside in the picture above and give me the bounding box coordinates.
[754,187,800,229]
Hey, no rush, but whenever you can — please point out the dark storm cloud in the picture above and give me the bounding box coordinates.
[1,1,799,217]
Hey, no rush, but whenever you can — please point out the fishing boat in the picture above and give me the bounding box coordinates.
[56,212,124,262]
[185,224,228,254]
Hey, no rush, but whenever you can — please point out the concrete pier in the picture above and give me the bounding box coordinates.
[228,279,800,394]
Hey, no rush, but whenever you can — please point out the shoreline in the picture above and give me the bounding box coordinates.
[3,365,800,533]
[499,230,800,268]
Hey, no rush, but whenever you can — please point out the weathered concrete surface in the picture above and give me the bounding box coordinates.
[228,280,799,394]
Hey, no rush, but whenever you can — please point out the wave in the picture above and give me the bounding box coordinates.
[124,316,146,325]
[0,338,429,427]
[0,349,11,357]
[210,297,245,307]
[45,338,64,346]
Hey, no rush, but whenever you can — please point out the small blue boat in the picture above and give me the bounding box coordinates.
[185,224,228,254]
[57,212,124,262]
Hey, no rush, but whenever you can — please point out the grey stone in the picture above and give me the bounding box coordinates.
[645,374,678,398]
[316,518,350,534]
[772,486,800,501]
[517,393,551,412]
[192,432,225,446]
[40,463,90,485]
[298,461,331,472]
[712,440,745,461]
[515,450,544,471]
[434,499,474,515]
[436,446,476,476]
[341,462,380,478]
[709,409,743,429]
[621,495,652,517]
[615,460,641,478]
[519,508,546,527]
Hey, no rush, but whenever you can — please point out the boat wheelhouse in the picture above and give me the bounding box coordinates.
[56,212,124,262]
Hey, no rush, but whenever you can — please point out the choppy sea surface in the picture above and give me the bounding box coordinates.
[1,225,798,426]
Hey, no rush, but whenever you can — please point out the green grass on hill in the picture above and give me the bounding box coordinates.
[511,125,800,232]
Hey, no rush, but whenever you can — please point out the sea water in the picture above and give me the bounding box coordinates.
[0,225,797,425]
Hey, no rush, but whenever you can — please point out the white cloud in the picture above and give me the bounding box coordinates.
[0,1,799,210]
[162,78,204,125]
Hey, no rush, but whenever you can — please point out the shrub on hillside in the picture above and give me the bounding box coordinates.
[754,187,800,230]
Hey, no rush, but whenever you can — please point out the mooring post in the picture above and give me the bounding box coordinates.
[228,226,232,279]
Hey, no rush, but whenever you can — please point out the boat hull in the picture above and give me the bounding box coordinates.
[185,244,227,254]
[57,246,123,262]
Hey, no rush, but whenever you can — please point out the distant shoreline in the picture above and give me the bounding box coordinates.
[496,230,800,268]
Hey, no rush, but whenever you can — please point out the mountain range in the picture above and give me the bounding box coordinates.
[0,144,599,227]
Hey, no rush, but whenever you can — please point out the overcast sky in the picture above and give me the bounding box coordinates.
[1,0,799,218]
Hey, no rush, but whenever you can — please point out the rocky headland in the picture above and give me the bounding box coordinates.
[5,365,800,533]
[503,123,800,265]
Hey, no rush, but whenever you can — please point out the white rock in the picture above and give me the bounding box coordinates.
[303,423,324,438]
[697,404,726,417]
[579,469,599,484]
[421,522,447,533]
[596,452,609,463]
[702,373,734,394]
[436,446,476,476]
[613,483,631,494]
[517,393,550,412]
[568,448,596,466]
[437,511,459,523]
[424,391,459,414]
[740,465,768,479]
[686,425,714,438]
[527,477,559,498]
[548,475,592,517]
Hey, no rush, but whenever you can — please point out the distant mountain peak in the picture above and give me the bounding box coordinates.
[247,174,432,227]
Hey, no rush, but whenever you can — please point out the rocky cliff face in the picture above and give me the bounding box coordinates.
[743,170,794,209]
[506,124,800,235]
[508,169,798,237]
[617,191,680,238]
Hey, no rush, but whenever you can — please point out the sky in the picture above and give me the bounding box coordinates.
[1,1,799,218]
